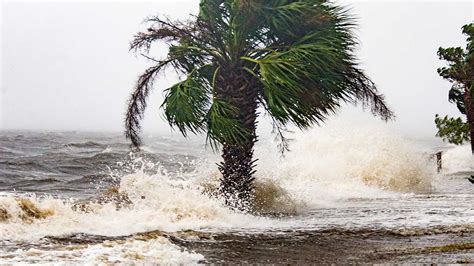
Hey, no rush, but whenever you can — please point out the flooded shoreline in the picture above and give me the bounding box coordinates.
[0,129,473,263]
[1,228,472,264]
[174,230,473,264]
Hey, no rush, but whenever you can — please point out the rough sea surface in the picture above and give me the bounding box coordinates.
[0,123,473,264]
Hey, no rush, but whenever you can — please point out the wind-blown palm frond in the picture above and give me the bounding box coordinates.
[126,0,394,148]
[125,60,173,147]
[346,68,394,120]
[162,75,210,136]
[206,99,249,147]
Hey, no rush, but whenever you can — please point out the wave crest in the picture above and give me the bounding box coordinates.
[253,123,435,207]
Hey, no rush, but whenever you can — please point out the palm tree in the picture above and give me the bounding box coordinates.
[125,0,394,210]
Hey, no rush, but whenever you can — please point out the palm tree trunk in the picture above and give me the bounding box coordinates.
[465,90,474,154]
[216,69,259,210]
[218,140,256,209]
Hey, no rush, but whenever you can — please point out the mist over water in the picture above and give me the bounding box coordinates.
[0,121,473,263]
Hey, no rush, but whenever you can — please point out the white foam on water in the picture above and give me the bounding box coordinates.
[1,120,467,263]
[0,173,274,242]
[0,174,262,263]
[254,120,435,208]
[0,237,204,265]
[0,121,441,240]
[441,145,474,174]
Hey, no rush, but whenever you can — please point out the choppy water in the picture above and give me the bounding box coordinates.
[0,123,473,264]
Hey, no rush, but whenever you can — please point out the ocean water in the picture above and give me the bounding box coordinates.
[0,122,473,263]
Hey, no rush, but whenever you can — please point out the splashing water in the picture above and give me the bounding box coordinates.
[0,123,472,263]
[441,145,474,175]
[253,122,435,208]
[0,236,204,264]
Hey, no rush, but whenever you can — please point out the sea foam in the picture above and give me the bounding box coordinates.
[0,121,453,263]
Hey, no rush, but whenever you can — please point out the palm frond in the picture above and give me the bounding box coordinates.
[346,69,395,121]
[206,99,249,149]
[130,16,187,52]
[241,1,394,128]
[125,60,173,147]
[162,72,211,136]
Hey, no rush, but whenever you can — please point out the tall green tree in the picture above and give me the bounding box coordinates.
[435,23,474,154]
[125,0,394,210]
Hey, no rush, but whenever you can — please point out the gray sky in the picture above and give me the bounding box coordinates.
[1,1,473,138]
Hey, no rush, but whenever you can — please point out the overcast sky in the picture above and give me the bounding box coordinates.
[1,1,473,138]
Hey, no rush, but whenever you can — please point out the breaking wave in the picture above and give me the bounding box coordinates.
[0,122,459,263]
[441,144,474,175]
[64,141,106,149]
[0,123,438,232]
[253,122,435,207]
[0,235,204,264]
